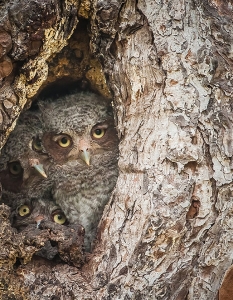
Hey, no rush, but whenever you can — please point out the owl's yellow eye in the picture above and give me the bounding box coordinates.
[92,128,105,139]
[18,205,30,217]
[9,162,23,176]
[57,136,71,148]
[53,212,67,225]
[32,137,43,152]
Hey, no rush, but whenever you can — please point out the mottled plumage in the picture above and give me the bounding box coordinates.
[39,91,119,250]
[0,110,50,202]
[11,195,68,231]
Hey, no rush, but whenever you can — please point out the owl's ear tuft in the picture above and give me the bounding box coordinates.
[37,100,52,113]
[106,104,113,116]
[38,100,56,125]
[18,110,41,128]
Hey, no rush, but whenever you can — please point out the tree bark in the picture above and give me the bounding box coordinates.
[1,0,233,299]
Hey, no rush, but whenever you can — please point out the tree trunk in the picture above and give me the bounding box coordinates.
[0,0,233,299]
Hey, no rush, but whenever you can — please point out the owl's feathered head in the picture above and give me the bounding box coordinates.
[37,90,118,167]
[38,91,113,134]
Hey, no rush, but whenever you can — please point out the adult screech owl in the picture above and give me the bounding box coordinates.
[0,110,50,203]
[39,91,119,250]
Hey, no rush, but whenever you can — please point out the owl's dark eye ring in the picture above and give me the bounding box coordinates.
[8,161,23,176]
[52,210,67,225]
[57,135,72,148]
[92,128,105,139]
[18,204,31,217]
[32,137,43,152]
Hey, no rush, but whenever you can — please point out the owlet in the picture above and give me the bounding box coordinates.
[0,110,50,203]
[11,195,68,231]
[39,91,119,250]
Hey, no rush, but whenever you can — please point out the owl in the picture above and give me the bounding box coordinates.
[39,91,119,250]
[0,110,51,202]
[10,194,71,262]
[11,195,68,231]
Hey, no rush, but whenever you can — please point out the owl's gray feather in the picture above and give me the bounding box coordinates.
[11,194,68,231]
[39,91,119,250]
[0,110,51,201]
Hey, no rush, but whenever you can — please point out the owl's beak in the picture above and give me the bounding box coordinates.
[78,139,91,165]
[29,158,47,178]
[80,149,91,166]
[33,164,47,178]
[35,215,44,228]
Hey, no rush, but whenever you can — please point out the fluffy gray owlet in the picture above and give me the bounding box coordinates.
[0,110,49,203]
[39,91,119,250]
[11,195,68,231]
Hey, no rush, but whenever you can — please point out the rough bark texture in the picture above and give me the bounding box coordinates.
[88,0,233,299]
[0,0,233,299]
[0,0,79,147]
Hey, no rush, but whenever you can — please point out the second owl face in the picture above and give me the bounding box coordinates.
[0,111,49,195]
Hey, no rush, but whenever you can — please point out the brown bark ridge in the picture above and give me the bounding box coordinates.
[1,0,233,299]
[0,0,79,148]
